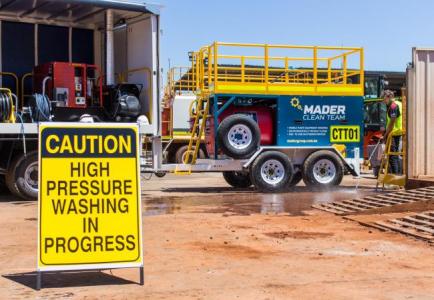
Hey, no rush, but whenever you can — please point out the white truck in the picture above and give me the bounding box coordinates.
[0,0,162,199]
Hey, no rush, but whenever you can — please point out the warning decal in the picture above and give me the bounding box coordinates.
[38,123,142,271]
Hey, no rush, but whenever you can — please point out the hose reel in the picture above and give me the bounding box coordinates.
[0,88,16,123]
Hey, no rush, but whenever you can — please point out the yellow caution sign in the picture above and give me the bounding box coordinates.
[37,123,142,271]
[330,125,361,143]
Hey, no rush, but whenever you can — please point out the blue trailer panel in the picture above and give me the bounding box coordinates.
[276,96,364,159]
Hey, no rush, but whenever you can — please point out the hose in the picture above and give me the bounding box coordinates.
[15,111,27,157]
[30,93,51,121]
[0,91,14,122]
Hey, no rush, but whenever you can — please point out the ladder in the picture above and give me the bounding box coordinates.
[376,130,406,189]
[182,93,210,166]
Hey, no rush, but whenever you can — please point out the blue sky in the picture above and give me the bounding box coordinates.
[158,0,433,73]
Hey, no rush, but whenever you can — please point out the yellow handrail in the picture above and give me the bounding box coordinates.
[166,66,196,98]
[190,41,364,97]
[21,72,33,108]
[216,42,360,51]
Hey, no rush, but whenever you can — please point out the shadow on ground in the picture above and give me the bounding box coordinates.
[3,271,137,290]
[0,189,32,203]
[160,185,376,194]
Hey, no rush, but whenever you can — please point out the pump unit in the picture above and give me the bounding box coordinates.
[30,62,104,121]
[33,62,103,109]
[103,84,142,121]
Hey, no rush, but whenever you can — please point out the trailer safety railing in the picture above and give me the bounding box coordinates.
[161,66,200,141]
[192,42,364,97]
[166,67,196,98]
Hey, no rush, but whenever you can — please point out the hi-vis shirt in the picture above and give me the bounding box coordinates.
[386,100,403,133]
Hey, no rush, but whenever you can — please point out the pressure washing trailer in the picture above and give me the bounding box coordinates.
[158,43,365,192]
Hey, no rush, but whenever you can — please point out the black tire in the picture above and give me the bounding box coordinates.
[175,145,205,164]
[302,150,344,188]
[217,114,260,159]
[250,151,293,193]
[5,151,38,200]
[154,172,166,178]
[288,171,303,187]
[223,171,252,188]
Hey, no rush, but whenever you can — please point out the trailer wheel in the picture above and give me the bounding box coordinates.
[5,151,38,200]
[302,150,344,188]
[288,171,303,187]
[175,145,205,164]
[217,114,260,159]
[250,151,293,193]
[223,171,252,188]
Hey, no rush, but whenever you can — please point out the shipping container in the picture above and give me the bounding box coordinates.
[406,48,434,180]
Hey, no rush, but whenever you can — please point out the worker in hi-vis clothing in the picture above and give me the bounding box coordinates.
[382,90,403,174]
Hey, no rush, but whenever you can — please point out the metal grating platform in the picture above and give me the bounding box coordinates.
[374,211,434,243]
[312,186,434,215]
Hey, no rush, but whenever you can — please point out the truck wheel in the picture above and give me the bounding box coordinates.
[175,145,205,164]
[250,151,293,193]
[5,151,38,200]
[288,171,303,187]
[223,171,252,188]
[302,150,344,188]
[154,172,166,178]
[217,114,260,159]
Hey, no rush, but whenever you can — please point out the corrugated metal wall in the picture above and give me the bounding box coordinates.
[407,48,434,178]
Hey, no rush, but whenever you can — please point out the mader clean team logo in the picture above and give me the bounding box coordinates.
[290,97,346,121]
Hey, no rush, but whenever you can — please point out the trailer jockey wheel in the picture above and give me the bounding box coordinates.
[5,151,38,200]
[302,150,344,188]
[217,114,260,159]
[175,145,205,164]
[154,172,167,178]
[223,171,252,188]
[250,151,293,193]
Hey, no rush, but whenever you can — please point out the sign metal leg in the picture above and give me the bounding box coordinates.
[139,267,144,285]
[36,271,42,290]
